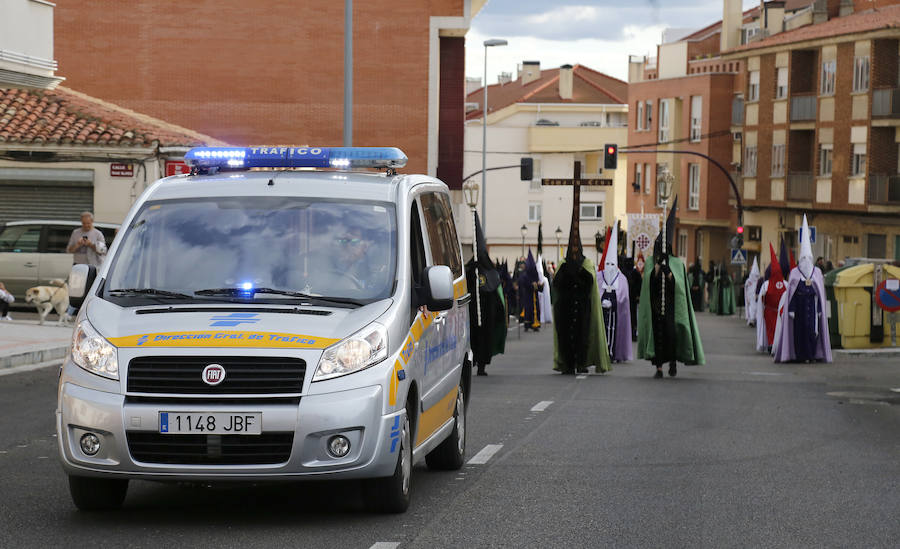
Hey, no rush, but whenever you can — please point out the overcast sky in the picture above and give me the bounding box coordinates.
[466,0,762,84]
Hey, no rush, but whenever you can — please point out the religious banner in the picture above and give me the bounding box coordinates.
[627,214,661,257]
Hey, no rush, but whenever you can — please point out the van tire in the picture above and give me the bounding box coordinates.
[68,475,128,511]
[425,380,466,470]
[363,405,412,513]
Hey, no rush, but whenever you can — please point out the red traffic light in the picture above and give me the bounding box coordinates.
[736,226,744,234]
[607,146,615,154]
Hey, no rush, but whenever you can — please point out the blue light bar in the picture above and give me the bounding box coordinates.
[184,146,407,172]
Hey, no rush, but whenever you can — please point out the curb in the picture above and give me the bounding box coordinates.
[0,345,69,370]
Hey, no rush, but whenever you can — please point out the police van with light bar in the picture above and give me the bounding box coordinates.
[57,146,472,513]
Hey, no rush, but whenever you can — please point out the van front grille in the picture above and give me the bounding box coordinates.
[127,356,305,395]
[126,432,294,465]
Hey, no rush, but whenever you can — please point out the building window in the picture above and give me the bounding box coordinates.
[688,163,700,210]
[748,71,760,101]
[656,163,669,207]
[821,60,836,96]
[644,163,652,195]
[853,56,870,93]
[852,143,866,176]
[528,202,542,222]
[658,99,670,143]
[529,158,543,191]
[744,146,758,177]
[775,67,788,99]
[771,144,785,177]
[677,230,688,259]
[635,163,643,192]
[867,233,886,258]
[645,101,653,131]
[580,203,604,220]
[636,101,644,131]
[819,144,833,176]
[690,96,702,142]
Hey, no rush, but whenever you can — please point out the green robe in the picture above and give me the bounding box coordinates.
[637,255,705,365]
[552,257,611,373]
[709,274,736,315]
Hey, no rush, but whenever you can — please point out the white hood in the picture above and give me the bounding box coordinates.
[748,257,760,283]
[602,220,619,286]
[798,214,814,279]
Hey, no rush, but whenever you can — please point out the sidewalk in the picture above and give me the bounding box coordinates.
[0,319,72,371]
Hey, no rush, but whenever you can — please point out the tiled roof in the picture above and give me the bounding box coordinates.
[681,1,813,42]
[730,5,900,52]
[466,64,627,120]
[0,86,225,147]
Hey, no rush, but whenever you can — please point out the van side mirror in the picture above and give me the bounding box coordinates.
[421,265,454,311]
[68,264,97,309]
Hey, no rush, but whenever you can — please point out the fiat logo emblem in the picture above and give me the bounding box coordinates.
[202,364,226,386]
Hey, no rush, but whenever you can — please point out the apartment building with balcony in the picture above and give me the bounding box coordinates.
[725,0,900,262]
[463,63,629,262]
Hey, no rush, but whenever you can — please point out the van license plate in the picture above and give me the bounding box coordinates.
[159,412,262,435]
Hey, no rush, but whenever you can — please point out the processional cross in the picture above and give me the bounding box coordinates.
[542,161,612,261]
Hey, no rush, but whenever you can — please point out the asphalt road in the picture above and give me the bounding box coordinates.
[1,311,898,548]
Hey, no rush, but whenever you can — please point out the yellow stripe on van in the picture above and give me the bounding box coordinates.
[454,279,467,300]
[108,331,339,349]
[415,386,458,447]
[410,315,424,342]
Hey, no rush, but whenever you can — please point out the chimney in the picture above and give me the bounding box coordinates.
[466,77,482,96]
[520,61,541,85]
[813,0,828,23]
[762,1,786,36]
[498,72,512,85]
[558,64,573,100]
[839,0,854,17]
[721,0,743,51]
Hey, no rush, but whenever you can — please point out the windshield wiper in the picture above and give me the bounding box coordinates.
[194,287,364,306]
[109,288,193,299]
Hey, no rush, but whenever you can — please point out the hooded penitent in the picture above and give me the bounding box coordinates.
[773,215,832,363]
[637,196,705,367]
[551,181,610,374]
[709,262,736,315]
[758,243,786,350]
[465,212,507,369]
[536,223,553,324]
[744,257,760,325]
[688,258,705,312]
[518,250,542,331]
[596,220,633,362]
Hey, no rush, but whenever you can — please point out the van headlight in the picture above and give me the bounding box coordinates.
[71,319,119,380]
[314,323,387,382]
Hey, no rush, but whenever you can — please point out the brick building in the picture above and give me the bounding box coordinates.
[53,0,484,188]
[725,0,900,263]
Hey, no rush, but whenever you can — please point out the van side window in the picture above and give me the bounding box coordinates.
[409,203,427,323]
[46,226,73,253]
[0,225,40,253]
[419,192,462,278]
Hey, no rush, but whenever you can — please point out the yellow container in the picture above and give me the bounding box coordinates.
[833,264,900,348]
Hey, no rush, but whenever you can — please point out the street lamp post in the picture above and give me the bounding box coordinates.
[463,179,482,327]
[481,38,508,236]
[555,226,563,263]
[520,224,527,257]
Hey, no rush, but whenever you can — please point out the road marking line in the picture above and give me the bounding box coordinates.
[576,375,587,380]
[748,372,785,376]
[530,401,553,412]
[891,388,900,393]
[467,444,503,465]
[369,543,400,549]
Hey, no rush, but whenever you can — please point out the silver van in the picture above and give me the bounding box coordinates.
[57,146,472,513]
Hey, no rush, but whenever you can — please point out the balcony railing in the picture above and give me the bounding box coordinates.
[869,174,900,204]
[790,94,816,121]
[787,173,814,201]
[732,97,744,125]
[872,88,900,118]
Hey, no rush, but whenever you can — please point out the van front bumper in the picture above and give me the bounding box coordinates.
[57,377,402,482]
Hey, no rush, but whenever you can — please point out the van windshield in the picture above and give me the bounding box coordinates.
[104,197,397,305]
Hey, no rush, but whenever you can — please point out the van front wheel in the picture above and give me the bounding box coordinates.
[363,406,411,513]
[68,475,128,511]
[425,381,466,470]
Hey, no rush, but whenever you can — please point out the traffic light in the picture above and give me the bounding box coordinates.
[520,157,533,181]
[730,226,744,249]
[603,144,618,170]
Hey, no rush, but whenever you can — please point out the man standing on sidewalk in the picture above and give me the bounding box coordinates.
[66,212,107,267]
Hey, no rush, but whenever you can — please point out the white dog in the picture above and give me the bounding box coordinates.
[25,279,72,326]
